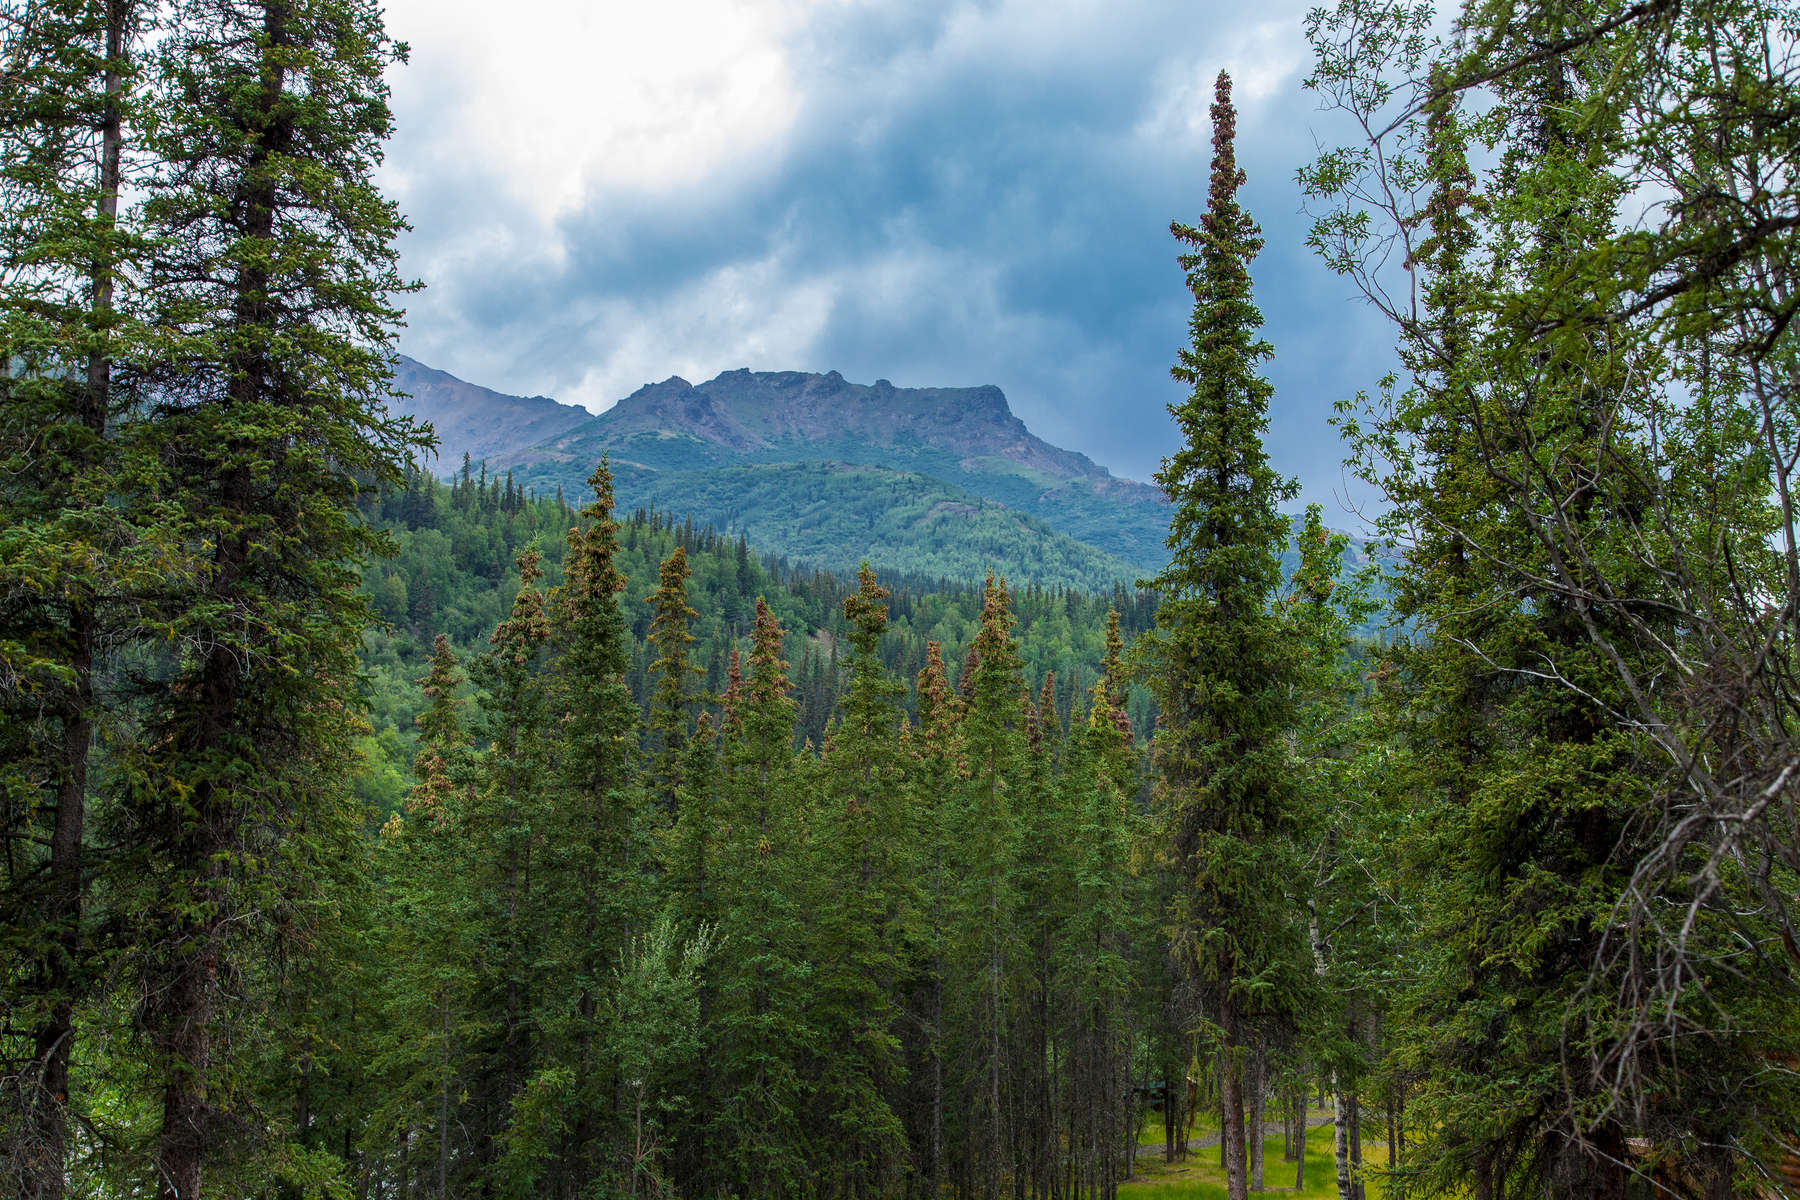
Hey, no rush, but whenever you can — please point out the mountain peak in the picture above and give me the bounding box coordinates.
[391,358,1172,578]
[617,375,694,407]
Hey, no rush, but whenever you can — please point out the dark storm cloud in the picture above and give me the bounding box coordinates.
[386,0,1397,520]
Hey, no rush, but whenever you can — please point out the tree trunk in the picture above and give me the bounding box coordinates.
[152,597,242,1200]
[439,992,451,1199]
[154,842,225,1200]
[1219,1087,1227,1167]
[1248,1042,1264,1191]
[1294,1089,1305,1192]
[27,620,91,1200]
[1217,1046,1227,1167]
[1333,1079,1351,1200]
[1387,1087,1398,1180]
[931,972,944,1200]
[24,2,128,1192]
[1282,1086,1293,1162]
[1220,1002,1248,1200]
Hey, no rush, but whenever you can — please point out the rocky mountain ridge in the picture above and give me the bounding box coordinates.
[388,357,1173,587]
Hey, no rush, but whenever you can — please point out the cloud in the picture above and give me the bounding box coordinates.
[377,0,1396,519]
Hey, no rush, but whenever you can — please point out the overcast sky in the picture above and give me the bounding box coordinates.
[377,0,1398,519]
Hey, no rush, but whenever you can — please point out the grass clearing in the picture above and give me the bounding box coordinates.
[1121,1120,1389,1198]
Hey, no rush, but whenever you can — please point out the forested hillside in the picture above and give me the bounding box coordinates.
[496,367,1175,576]
[352,467,1159,816]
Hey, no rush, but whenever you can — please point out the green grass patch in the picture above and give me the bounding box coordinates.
[1136,1107,1220,1148]
[1122,1119,1388,1198]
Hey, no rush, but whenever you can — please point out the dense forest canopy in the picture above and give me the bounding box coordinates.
[354,463,1162,789]
[3,0,1799,1199]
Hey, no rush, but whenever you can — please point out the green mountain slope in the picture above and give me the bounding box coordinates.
[394,362,1172,586]
[546,460,1140,590]
[506,368,1174,572]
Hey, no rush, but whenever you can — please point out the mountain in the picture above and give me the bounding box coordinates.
[390,354,592,470]
[388,359,1173,588]
[495,369,1173,572]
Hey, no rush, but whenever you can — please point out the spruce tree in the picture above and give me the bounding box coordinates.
[901,640,963,1196]
[946,572,1028,1200]
[808,565,913,1195]
[646,545,700,819]
[373,634,481,1199]
[1139,71,1309,1200]
[94,0,418,1191]
[543,459,647,1188]
[465,548,556,1188]
[1057,675,1142,1199]
[1302,0,1800,1187]
[712,598,812,1196]
[0,1,150,1191]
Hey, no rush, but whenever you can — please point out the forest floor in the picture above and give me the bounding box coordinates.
[1121,1118,1391,1198]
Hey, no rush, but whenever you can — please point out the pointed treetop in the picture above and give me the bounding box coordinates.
[1101,608,1126,706]
[648,545,700,669]
[842,563,890,658]
[492,548,551,654]
[564,458,627,610]
[968,569,1020,690]
[417,633,464,746]
[1038,671,1060,742]
[722,647,744,733]
[916,640,958,740]
[1153,68,1295,609]
[746,597,791,705]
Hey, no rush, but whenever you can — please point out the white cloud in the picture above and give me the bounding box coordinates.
[1131,12,1312,152]
[557,250,839,411]
[381,0,805,228]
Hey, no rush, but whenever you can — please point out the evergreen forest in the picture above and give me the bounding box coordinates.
[4,0,1799,1198]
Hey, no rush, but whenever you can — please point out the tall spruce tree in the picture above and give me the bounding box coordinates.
[91,0,417,1192]
[543,459,647,1190]
[901,640,963,1197]
[808,565,913,1196]
[712,598,813,1197]
[1302,0,1800,1190]
[945,572,1027,1200]
[1138,71,1309,1200]
[465,547,556,1191]
[373,633,482,1199]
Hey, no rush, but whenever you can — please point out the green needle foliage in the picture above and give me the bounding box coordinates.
[647,544,702,820]
[1137,70,1313,1200]
[1303,0,1800,1192]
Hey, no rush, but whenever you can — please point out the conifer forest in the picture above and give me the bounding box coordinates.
[4,0,1800,1198]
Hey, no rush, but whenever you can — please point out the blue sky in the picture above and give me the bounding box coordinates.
[377,0,1399,520]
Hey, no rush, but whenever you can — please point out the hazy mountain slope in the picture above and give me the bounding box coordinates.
[387,359,1386,596]
[388,359,1177,586]
[390,354,592,471]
